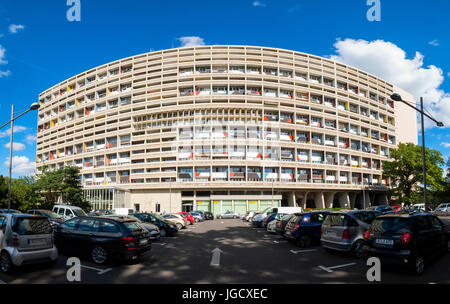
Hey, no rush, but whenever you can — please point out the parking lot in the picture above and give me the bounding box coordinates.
[0,218,449,284]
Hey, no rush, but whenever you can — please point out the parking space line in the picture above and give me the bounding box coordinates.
[317,262,357,273]
[273,240,288,243]
[152,243,167,246]
[0,280,6,284]
[290,249,318,254]
[80,265,112,275]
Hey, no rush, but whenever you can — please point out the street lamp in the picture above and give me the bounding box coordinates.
[0,103,41,212]
[390,94,444,211]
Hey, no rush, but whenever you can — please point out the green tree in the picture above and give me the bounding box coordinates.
[383,143,445,205]
[61,166,90,211]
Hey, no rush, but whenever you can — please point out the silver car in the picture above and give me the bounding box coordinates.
[320,210,381,258]
[0,213,58,273]
[217,210,239,219]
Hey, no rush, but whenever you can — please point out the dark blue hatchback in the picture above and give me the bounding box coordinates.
[284,211,330,247]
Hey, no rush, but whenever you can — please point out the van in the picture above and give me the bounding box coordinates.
[111,208,135,215]
[251,206,302,227]
[52,205,87,220]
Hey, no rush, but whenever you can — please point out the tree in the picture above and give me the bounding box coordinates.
[383,143,445,205]
[35,166,90,212]
[61,166,90,211]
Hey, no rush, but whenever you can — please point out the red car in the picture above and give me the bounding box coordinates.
[177,212,195,225]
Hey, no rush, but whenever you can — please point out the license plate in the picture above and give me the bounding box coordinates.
[375,238,394,246]
[325,230,335,237]
[29,238,45,245]
[140,239,148,245]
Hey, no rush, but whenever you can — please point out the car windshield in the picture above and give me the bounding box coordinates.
[371,217,411,233]
[323,214,346,226]
[353,212,379,224]
[73,209,87,217]
[281,214,293,221]
[12,217,52,235]
[123,221,144,232]
[153,214,167,221]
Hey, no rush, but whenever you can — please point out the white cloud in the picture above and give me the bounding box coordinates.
[0,45,7,65]
[441,142,450,148]
[428,40,439,47]
[4,142,25,151]
[0,126,27,138]
[8,24,25,34]
[0,70,10,78]
[25,134,37,145]
[177,36,205,47]
[328,38,450,129]
[253,1,266,7]
[3,156,36,176]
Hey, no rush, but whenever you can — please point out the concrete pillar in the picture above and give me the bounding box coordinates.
[287,192,296,207]
[299,192,309,209]
[314,192,325,209]
[324,192,336,208]
[348,192,357,209]
[338,192,350,209]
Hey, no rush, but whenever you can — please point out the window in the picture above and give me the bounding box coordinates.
[414,216,430,231]
[155,203,161,213]
[100,221,119,233]
[62,218,78,230]
[12,217,52,235]
[0,216,5,232]
[429,216,443,231]
[77,219,95,232]
[65,209,73,217]
[57,208,65,216]
[311,213,326,223]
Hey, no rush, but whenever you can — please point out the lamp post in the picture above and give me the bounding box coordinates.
[0,103,40,212]
[390,94,444,211]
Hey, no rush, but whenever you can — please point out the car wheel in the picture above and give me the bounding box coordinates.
[412,255,425,275]
[0,251,15,274]
[91,246,108,265]
[160,229,167,237]
[352,240,364,259]
[296,235,311,248]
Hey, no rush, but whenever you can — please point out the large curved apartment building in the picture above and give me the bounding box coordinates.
[36,45,417,214]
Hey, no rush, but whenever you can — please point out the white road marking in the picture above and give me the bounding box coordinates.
[273,240,288,243]
[153,243,167,246]
[318,262,357,273]
[210,248,223,267]
[80,265,112,275]
[290,249,318,254]
[0,280,6,284]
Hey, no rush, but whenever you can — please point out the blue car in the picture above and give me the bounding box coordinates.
[262,213,287,228]
[284,211,330,247]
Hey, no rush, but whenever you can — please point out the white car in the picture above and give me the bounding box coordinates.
[266,220,277,233]
[436,203,450,212]
[52,205,87,220]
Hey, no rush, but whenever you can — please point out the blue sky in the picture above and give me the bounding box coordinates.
[0,0,449,177]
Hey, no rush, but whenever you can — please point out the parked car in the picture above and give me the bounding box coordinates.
[366,205,394,214]
[27,209,65,228]
[320,210,381,258]
[189,211,205,222]
[252,207,302,227]
[107,215,160,240]
[0,209,22,214]
[0,213,58,273]
[111,208,135,215]
[263,213,287,229]
[52,205,87,220]
[87,211,105,217]
[363,213,449,275]
[284,211,330,247]
[162,214,187,230]
[266,219,278,233]
[177,212,195,225]
[244,211,259,222]
[131,213,178,237]
[54,216,150,264]
[274,214,296,235]
[217,210,240,219]
[436,203,450,213]
[204,211,214,220]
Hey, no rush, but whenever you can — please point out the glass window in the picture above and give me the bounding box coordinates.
[62,218,78,230]
[429,216,443,231]
[414,216,430,231]
[123,221,143,233]
[12,217,52,235]
[100,221,119,233]
[353,211,378,224]
[77,219,95,232]
[371,218,410,233]
[92,221,101,233]
[65,209,73,217]
[0,216,6,230]
[57,208,65,216]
